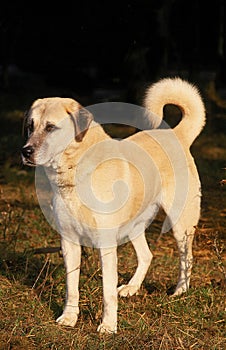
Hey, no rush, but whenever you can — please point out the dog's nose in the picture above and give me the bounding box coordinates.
[22,145,34,158]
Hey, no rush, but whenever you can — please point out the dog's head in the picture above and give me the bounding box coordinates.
[21,97,93,166]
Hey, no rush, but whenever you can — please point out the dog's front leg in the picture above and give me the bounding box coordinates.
[97,246,118,334]
[56,238,81,327]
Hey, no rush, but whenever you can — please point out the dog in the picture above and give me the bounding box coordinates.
[21,78,205,333]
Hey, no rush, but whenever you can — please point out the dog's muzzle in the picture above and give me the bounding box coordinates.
[21,145,36,165]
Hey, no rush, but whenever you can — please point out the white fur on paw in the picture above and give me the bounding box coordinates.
[56,312,78,327]
[117,284,139,297]
[171,286,187,297]
[97,323,117,334]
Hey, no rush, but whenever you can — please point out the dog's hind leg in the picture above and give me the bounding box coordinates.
[163,189,200,296]
[172,225,196,296]
[118,232,152,297]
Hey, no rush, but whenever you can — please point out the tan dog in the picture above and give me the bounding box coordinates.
[22,78,205,333]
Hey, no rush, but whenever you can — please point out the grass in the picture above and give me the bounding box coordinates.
[0,85,226,349]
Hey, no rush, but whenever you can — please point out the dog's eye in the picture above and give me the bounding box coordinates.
[45,123,56,132]
[28,119,34,135]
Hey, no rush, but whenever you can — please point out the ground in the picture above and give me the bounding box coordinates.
[0,86,225,349]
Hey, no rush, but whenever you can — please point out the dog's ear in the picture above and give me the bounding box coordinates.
[74,107,93,142]
[67,104,93,142]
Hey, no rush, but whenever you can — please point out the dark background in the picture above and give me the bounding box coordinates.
[1,0,226,103]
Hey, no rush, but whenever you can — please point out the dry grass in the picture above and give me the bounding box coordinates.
[0,93,226,349]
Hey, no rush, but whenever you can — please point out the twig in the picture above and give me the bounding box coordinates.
[32,257,50,289]
[29,246,61,255]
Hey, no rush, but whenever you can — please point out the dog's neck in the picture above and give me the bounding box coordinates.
[62,121,110,160]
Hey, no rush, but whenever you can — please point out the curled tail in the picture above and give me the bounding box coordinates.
[144,77,206,146]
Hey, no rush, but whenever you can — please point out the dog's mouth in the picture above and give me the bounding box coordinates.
[21,154,37,167]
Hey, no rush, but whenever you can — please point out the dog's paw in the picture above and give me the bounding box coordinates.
[117,284,139,297]
[56,312,78,327]
[171,284,188,297]
[97,323,117,334]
